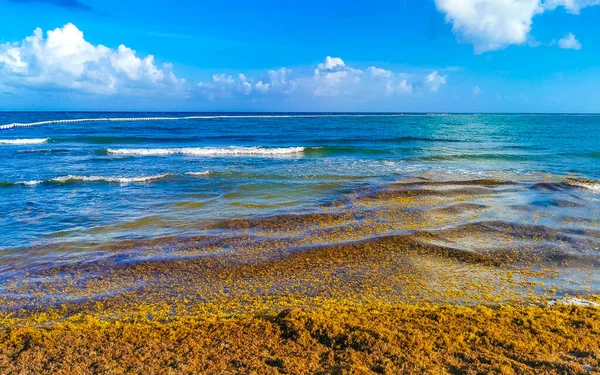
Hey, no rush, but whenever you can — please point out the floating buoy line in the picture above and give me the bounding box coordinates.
[0,114,423,130]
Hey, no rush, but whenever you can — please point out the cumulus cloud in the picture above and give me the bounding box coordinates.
[425,71,447,92]
[368,66,393,78]
[435,0,540,53]
[255,81,270,93]
[267,68,294,92]
[387,80,413,95]
[0,23,183,95]
[317,56,345,70]
[0,24,451,106]
[434,0,599,53]
[196,68,297,100]
[195,56,442,101]
[197,74,242,99]
[558,33,582,49]
[312,59,357,97]
[544,0,600,13]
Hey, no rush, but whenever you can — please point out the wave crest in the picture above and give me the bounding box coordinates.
[186,171,211,177]
[105,146,306,156]
[565,180,600,193]
[0,138,49,145]
[9,174,172,187]
[51,174,172,184]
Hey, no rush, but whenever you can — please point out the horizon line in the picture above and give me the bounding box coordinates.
[1,111,600,115]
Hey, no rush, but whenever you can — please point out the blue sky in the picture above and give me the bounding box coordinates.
[0,0,599,112]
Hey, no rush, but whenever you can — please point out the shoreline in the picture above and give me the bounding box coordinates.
[1,177,599,312]
[1,177,599,373]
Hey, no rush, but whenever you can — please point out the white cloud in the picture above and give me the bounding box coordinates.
[386,80,413,95]
[425,71,447,92]
[268,68,292,87]
[239,73,252,94]
[196,56,442,101]
[255,81,270,93]
[323,71,348,84]
[434,0,599,53]
[398,80,413,94]
[0,45,28,74]
[211,73,235,85]
[314,71,353,97]
[435,0,541,53]
[368,66,393,78]
[544,0,600,13]
[197,74,245,99]
[196,69,291,99]
[473,86,481,95]
[317,56,345,70]
[0,25,451,106]
[312,56,365,97]
[0,23,183,94]
[558,33,582,49]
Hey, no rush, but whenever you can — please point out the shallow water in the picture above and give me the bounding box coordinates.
[0,113,599,305]
[1,113,598,249]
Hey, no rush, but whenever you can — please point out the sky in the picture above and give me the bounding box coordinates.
[0,0,599,112]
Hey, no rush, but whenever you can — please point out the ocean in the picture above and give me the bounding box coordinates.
[0,113,599,307]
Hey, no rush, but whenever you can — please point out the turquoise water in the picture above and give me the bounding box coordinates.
[0,113,599,254]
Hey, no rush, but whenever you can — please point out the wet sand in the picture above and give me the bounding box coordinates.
[1,178,599,373]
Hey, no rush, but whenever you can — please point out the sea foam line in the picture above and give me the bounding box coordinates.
[548,297,600,307]
[0,138,49,145]
[4,172,214,187]
[105,146,306,156]
[0,114,413,130]
[16,174,172,186]
[51,174,173,184]
[186,171,211,176]
[566,181,600,193]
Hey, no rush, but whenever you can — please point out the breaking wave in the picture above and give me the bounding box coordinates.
[0,138,49,145]
[8,174,173,187]
[565,180,600,193]
[105,146,307,156]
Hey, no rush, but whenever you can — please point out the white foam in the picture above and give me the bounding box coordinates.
[20,180,43,186]
[9,174,171,187]
[0,138,49,145]
[106,146,306,156]
[566,181,600,193]
[49,174,172,184]
[186,171,211,176]
[548,297,600,307]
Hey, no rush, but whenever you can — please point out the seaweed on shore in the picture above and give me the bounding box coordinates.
[0,302,599,374]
